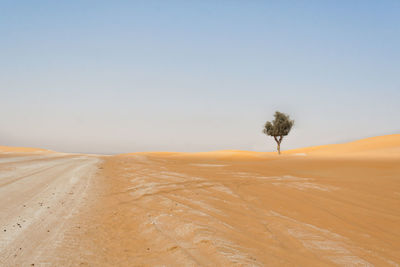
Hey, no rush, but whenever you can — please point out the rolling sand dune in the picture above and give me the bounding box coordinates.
[0,135,399,266]
[285,134,400,158]
[0,146,52,153]
[123,134,400,160]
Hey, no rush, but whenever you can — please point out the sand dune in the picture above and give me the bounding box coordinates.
[122,134,400,159]
[285,134,400,157]
[0,146,52,153]
[0,135,399,266]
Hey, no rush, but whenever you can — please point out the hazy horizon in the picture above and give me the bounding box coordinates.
[1,1,399,154]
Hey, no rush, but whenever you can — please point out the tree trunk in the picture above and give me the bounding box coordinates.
[273,136,283,155]
[273,136,281,155]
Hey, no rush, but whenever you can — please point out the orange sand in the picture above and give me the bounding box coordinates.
[0,145,52,153]
[285,134,400,158]
[1,135,399,266]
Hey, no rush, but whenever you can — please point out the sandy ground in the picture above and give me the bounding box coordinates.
[0,152,101,266]
[0,135,399,266]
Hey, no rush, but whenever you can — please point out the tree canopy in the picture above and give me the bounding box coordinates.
[263,111,294,154]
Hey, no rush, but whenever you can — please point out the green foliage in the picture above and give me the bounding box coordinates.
[263,111,294,137]
[263,111,294,154]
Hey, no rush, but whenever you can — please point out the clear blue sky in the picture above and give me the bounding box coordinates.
[1,1,399,154]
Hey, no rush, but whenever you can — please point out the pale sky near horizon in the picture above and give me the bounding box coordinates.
[1,1,399,154]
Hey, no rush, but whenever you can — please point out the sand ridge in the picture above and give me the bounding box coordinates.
[0,146,53,153]
[285,134,400,157]
[120,134,400,159]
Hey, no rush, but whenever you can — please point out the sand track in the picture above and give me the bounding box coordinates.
[0,153,101,266]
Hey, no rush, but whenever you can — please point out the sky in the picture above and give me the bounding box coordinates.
[1,1,399,154]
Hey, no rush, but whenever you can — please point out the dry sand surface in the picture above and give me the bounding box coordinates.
[0,135,399,266]
[0,152,102,266]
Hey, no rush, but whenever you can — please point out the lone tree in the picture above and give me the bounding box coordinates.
[263,111,294,155]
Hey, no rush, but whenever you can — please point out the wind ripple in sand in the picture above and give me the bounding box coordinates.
[230,172,339,192]
[190,164,228,167]
[123,163,263,266]
[267,211,373,266]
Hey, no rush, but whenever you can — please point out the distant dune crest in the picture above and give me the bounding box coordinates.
[1,134,399,158]
[285,134,400,157]
[121,134,400,159]
[0,146,52,153]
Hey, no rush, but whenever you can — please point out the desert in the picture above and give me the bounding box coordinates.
[1,135,399,266]
[2,1,400,266]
